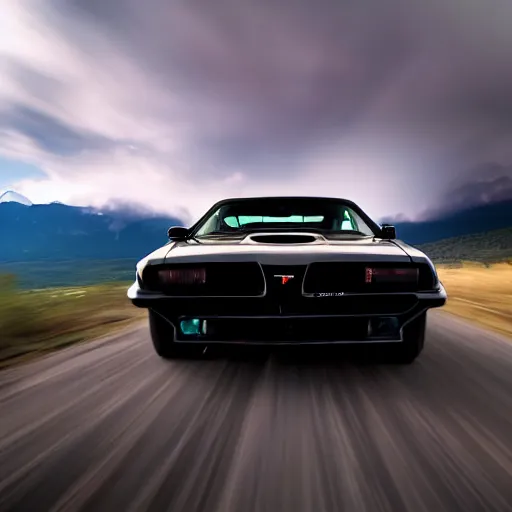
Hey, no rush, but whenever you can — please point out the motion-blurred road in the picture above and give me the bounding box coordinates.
[1,312,512,512]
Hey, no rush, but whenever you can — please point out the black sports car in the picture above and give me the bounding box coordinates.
[128,196,446,363]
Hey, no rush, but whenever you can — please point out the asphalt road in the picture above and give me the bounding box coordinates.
[1,312,512,512]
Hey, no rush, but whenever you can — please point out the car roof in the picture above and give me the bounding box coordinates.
[216,195,352,202]
[210,196,359,208]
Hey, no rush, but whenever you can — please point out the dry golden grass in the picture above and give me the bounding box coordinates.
[437,262,512,338]
[0,276,145,368]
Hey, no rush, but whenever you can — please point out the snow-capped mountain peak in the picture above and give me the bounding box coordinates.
[0,190,33,206]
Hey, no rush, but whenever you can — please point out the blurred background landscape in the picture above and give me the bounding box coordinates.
[1,0,511,370]
[1,190,510,367]
[2,1,512,508]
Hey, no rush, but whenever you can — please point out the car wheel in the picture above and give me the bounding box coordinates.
[148,310,203,359]
[379,312,426,364]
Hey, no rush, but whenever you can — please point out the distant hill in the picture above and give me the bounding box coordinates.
[0,198,181,262]
[392,200,512,245]
[419,227,512,264]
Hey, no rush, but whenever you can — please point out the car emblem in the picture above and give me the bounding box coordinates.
[274,275,294,285]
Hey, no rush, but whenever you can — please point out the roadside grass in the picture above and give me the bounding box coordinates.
[0,259,137,289]
[0,275,145,368]
[437,262,512,338]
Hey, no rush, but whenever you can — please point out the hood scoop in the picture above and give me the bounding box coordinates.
[246,233,323,245]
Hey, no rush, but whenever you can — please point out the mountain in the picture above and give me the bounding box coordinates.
[419,227,512,263]
[0,198,181,262]
[392,199,512,245]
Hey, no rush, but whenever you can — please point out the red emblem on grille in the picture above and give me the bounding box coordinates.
[275,275,294,285]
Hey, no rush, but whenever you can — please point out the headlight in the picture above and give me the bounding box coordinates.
[158,268,206,286]
[139,265,207,291]
[365,267,419,284]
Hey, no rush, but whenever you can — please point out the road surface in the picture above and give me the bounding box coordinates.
[1,312,512,512]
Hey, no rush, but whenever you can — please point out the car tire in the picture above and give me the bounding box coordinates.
[148,310,203,359]
[380,312,426,364]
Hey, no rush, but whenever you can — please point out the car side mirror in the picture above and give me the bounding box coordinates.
[381,224,396,240]
[167,226,189,240]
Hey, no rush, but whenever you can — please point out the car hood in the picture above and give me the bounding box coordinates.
[140,232,424,266]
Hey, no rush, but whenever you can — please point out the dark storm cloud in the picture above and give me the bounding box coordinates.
[424,163,512,218]
[56,0,512,179]
[65,0,420,154]
[6,0,512,216]
[2,105,128,156]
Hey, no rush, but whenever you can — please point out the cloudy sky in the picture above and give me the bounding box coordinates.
[1,0,511,223]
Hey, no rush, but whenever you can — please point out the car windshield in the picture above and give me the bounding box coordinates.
[193,198,377,237]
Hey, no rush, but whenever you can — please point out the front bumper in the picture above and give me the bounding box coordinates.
[127,281,447,345]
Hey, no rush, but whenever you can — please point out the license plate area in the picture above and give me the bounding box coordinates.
[175,316,369,342]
